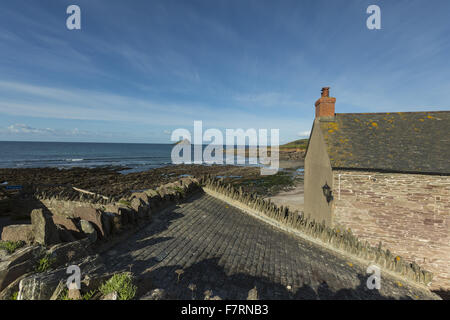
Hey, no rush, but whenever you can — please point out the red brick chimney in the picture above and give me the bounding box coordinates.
[315,87,336,118]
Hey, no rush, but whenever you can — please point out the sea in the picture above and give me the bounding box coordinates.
[0,141,257,173]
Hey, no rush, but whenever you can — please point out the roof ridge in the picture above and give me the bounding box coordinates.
[336,110,450,115]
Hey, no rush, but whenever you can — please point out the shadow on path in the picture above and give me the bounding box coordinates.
[133,257,414,300]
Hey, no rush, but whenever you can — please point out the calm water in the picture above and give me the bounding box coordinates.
[0,141,174,172]
[0,141,256,173]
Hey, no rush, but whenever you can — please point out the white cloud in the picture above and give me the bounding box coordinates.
[2,123,104,138]
[7,123,54,134]
[297,130,310,138]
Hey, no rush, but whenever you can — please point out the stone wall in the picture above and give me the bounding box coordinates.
[1,177,202,298]
[333,170,450,290]
[39,199,105,218]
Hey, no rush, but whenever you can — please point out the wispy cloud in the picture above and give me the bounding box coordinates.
[2,123,96,137]
[6,123,54,135]
[0,80,312,131]
[297,130,311,138]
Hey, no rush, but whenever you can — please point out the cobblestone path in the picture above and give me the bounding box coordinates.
[102,193,439,300]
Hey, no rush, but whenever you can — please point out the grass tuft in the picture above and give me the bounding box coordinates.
[58,288,97,300]
[0,240,25,254]
[35,254,57,273]
[99,272,137,300]
[9,291,18,300]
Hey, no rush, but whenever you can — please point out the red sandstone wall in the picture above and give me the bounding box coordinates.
[333,170,450,290]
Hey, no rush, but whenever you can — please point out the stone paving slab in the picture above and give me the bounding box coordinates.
[102,193,439,300]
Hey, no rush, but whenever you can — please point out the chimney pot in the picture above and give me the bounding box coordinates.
[321,87,330,97]
[315,87,336,118]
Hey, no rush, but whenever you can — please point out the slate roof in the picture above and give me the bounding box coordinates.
[318,111,450,174]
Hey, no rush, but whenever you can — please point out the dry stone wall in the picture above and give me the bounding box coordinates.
[26,177,202,242]
[0,177,201,298]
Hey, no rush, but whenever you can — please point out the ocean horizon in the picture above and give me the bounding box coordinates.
[0,141,260,172]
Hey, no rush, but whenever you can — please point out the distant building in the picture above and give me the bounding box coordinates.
[304,87,450,288]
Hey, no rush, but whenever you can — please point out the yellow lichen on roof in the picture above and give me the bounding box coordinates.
[326,122,339,131]
[321,111,450,173]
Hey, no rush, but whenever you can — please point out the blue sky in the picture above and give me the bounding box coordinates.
[0,0,449,143]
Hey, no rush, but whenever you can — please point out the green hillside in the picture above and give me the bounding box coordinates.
[280,138,309,150]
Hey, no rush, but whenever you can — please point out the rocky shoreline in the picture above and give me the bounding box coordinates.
[0,162,303,199]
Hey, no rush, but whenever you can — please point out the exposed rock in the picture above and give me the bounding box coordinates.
[52,215,80,234]
[0,245,43,291]
[72,207,107,238]
[203,290,212,300]
[1,224,34,244]
[47,238,92,267]
[102,291,118,300]
[80,220,97,243]
[143,189,159,198]
[101,212,114,237]
[17,254,105,300]
[130,198,148,220]
[111,212,122,234]
[132,192,149,204]
[68,288,82,300]
[31,209,60,246]
[103,204,120,214]
[49,280,65,300]
[157,188,172,202]
[141,288,166,300]
[0,271,33,300]
[247,286,258,300]
[18,269,65,300]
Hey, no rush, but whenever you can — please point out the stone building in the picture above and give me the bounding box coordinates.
[304,87,450,289]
